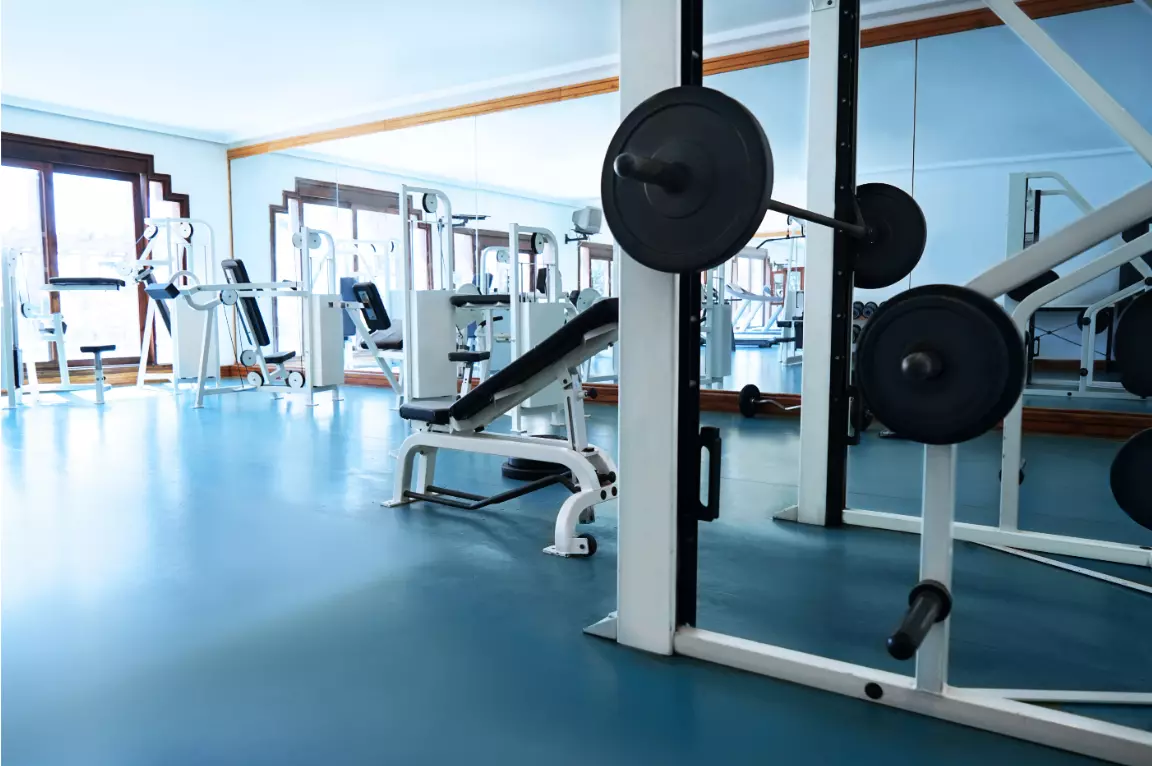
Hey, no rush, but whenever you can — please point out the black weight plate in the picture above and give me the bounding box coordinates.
[1115,291,1152,396]
[602,86,773,274]
[852,301,863,319]
[1112,429,1152,530]
[854,183,926,289]
[1006,270,1059,302]
[856,284,1025,445]
[739,384,761,418]
[862,301,878,318]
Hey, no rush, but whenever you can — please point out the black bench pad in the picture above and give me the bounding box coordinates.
[265,351,296,364]
[448,351,490,363]
[450,293,510,307]
[399,400,454,425]
[49,277,125,288]
[80,344,116,353]
[399,298,617,425]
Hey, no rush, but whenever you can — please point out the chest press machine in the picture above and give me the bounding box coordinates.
[589,0,1152,764]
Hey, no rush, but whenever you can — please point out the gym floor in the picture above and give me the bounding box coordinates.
[3,385,1149,765]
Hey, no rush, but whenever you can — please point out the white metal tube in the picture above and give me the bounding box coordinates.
[611,0,681,656]
[985,0,1152,166]
[400,187,415,404]
[796,0,842,526]
[509,223,522,433]
[915,445,955,693]
[967,181,1152,298]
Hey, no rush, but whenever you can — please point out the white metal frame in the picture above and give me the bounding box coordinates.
[1,248,122,407]
[131,218,217,393]
[1005,172,1152,400]
[601,0,1152,763]
[387,322,619,556]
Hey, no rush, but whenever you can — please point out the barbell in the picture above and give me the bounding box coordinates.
[602,85,1027,445]
[602,86,926,289]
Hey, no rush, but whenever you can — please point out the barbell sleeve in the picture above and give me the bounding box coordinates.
[614,153,690,193]
[886,580,953,660]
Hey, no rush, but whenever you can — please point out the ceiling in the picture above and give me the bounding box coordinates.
[2,0,974,144]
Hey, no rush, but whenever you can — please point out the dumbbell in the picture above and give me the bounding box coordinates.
[738,384,768,418]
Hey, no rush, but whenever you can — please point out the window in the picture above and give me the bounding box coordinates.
[1,133,189,369]
[453,230,476,288]
[579,243,613,297]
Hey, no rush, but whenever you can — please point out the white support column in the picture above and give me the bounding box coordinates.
[915,444,955,694]
[400,187,415,403]
[985,0,1152,167]
[796,0,841,526]
[611,0,682,656]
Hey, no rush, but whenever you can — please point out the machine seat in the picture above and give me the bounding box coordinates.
[449,293,510,307]
[398,398,456,425]
[264,351,296,365]
[49,277,125,289]
[448,351,490,363]
[80,344,117,354]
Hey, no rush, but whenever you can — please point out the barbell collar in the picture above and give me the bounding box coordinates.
[614,152,691,194]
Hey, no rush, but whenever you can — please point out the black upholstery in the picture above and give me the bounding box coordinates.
[450,293,510,307]
[535,268,548,295]
[144,282,181,301]
[80,344,116,353]
[220,259,272,348]
[264,351,296,365]
[1007,270,1060,302]
[141,271,173,333]
[448,351,490,363]
[339,277,358,337]
[398,401,454,425]
[353,282,391,331]
[49,277,125,289]
[399,298,618,425]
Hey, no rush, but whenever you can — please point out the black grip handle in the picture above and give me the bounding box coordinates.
[699,426,722,522]
[886,580,953,660]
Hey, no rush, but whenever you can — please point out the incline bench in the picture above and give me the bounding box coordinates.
[386,298,619,557]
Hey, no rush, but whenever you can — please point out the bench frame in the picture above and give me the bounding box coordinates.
[387,322,619,556]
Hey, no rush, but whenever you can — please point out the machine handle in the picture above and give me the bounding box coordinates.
[886,580,953,660]
[699,426,722,522]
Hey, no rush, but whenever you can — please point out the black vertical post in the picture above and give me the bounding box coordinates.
[824,0,861,526]
[675,0,705,628]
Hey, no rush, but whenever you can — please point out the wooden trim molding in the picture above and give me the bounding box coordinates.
[226,0,1127,160]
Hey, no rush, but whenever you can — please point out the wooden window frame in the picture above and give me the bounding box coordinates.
[579,242,613,296]
[1,133,190,368]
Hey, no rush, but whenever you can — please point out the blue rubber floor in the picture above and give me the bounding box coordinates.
[2,385,1148,765]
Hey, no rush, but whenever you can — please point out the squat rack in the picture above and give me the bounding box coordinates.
[593,1,1152,763]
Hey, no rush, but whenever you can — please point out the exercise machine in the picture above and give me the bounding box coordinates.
[590,0,1151,764]
[386,299,619,557]
[2,247,125,407]
[122,218,219,393]
[1006,173,1152,399]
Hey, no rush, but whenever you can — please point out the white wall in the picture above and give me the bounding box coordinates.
[2,105,234,360]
